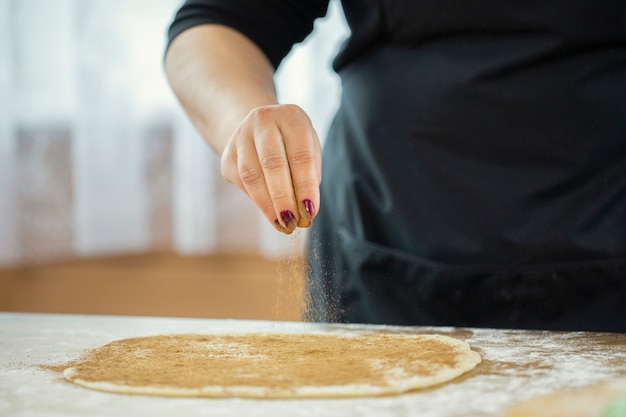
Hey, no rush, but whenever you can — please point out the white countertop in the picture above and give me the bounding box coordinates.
[1,312,625,417]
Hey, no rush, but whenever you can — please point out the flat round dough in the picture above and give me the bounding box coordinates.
[62,332,481,398]
[502,380,626,417]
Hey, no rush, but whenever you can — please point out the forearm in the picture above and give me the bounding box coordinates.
[164,24,277,155]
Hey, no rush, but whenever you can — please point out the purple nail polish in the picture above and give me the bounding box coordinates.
[280,210,295,225]
[303,199,315,217]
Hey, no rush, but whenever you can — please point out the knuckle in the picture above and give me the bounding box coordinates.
[238,165,263,187]
[249,106,275,122]
[248,108,262,122]
[282,106,307,125]
[282,103,303,117]
[260,153,287,172]
[291,150,316,166]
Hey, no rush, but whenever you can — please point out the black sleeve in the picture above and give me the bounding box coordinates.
[167,0,331,69]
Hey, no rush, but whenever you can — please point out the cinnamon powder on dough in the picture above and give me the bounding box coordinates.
[46,332,481,398]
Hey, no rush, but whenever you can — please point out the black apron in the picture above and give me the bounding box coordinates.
[306,0,626,332]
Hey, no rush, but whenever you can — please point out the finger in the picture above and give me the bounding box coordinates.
[232,130,291,234]
[278,106,321,228]
[254,123,300,233]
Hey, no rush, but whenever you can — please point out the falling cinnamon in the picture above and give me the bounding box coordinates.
[273,231,306,321]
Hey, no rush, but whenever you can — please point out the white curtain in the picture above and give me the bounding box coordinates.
[0,0,348,265]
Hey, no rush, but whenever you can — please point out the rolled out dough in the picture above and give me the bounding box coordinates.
[61,332,481,399]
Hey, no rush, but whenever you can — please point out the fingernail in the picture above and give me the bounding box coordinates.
[280,210,296,227]
[303,199,315,217]
[274,219,287,233]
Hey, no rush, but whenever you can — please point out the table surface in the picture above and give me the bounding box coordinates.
[1,312,625,417]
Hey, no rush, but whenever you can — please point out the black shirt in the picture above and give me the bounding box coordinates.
[167,1,626,331]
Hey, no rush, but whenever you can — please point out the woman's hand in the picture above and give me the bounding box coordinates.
[220,104,322,234]
[165,25,319,234]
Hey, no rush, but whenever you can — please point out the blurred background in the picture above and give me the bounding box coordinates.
[0,0,348,320]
